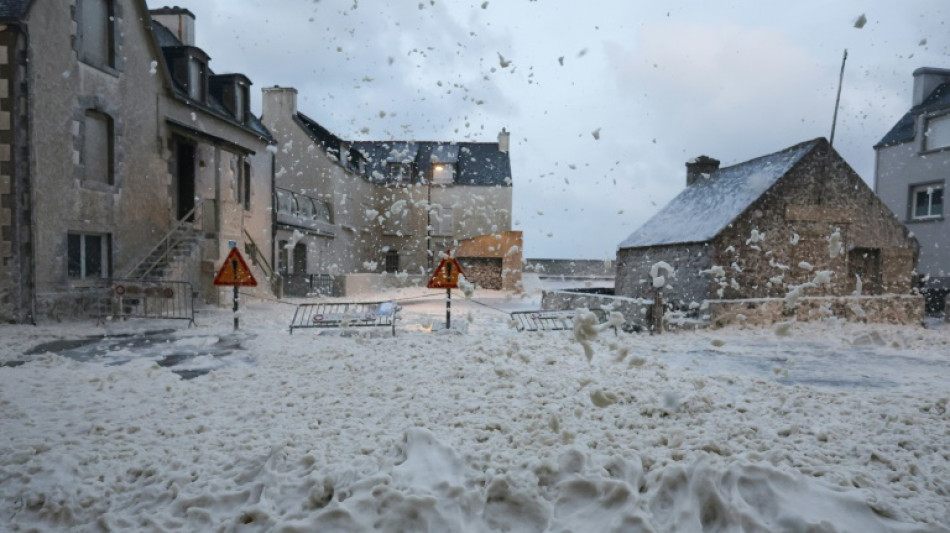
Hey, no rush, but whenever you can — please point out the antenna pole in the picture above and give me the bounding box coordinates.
[830,49,848,147]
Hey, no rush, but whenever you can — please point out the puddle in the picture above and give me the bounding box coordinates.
[18,329,251,380]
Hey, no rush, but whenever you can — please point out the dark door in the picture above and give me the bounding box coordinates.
[848,248,882,295]
[293,243,307,274]
[175,138,196,221]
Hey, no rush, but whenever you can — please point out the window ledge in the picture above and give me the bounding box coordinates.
[905,216,945,224]
[79,59,120,78]
[79,180,117,193]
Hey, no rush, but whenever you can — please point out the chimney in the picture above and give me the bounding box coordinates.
[912,67,950,106]
[686,155,719,186]
[262,86,298,128]
[150,7,197,46]
[497,127,510,153]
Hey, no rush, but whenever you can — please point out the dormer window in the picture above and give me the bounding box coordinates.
[187,56,207,102]
[210,74,252,125]
[164,46,210,104]
[387,162,413,184]
[431,163,455,185]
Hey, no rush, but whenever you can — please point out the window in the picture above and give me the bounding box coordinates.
[313,199,332,224]
[384,249,399,273]
[911,183,943,220]
[187,57,207,102]
[388,162,412,183]
[297,194,315,219]
[67,233,111,280]
[277,189,296,215]
[80,0,114,68]
[83,110,113,185]
[924,114,950,151]
[431,205,454,236]
[242,160,252,210]
[431,163,455,185]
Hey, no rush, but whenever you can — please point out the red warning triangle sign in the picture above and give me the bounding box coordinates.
[427,256,465,289]
[213,247,258,287]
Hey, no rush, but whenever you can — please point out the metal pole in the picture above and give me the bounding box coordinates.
[830,49,848,147]
[232,258,239,331]
[233,285,239,331]
[446,260,452,329]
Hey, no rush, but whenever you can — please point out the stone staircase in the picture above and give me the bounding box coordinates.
[125,227,201,281]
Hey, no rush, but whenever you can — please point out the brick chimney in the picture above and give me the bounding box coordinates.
[912,67,950,106]
[150,6,196,46]
[686,155,719,186]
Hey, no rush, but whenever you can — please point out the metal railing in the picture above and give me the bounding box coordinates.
[243,229,283,298]
[108,279,196,326]
[124,201,208,280]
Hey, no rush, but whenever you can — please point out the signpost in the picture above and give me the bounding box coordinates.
[213,247,258,330]
[426,254,464,330]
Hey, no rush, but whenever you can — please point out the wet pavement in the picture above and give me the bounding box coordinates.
[6,329,252,380]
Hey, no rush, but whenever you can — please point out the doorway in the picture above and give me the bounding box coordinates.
[293,243,307,274]
[175,138,196,221]
[848,248,882,295]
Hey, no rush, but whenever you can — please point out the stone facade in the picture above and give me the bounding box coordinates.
[617,139,919,324]
[707,295,925,327]
[262,87,517,296]
[0,1,275,323]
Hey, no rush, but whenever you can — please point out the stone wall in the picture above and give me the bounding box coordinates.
[615,243,713,308]
[707,294,925,327]
[541,290,652,330]
[458,257,502,290]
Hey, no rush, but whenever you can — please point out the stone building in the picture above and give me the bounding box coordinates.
[0,1,275,323]
[616,138,919,318]
[262,87,520,296]
[875,67,950,314]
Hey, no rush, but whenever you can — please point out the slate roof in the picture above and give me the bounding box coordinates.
[150,20,272,142]
[354,141,512,187]
[0,0,31,19]
[876,82,950,148]
[618,138,821,249]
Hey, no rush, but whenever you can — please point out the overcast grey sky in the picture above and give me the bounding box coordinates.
[149,0,950,259]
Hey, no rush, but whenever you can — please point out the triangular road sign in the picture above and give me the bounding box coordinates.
[427,256,465,289]
[214,247,258,287]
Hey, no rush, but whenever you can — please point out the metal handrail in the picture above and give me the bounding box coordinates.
[243,229,283,298]
[124,202,202,279]
[243,229,276,279]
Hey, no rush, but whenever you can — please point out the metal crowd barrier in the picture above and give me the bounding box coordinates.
[108,279,197,326]
[289,301,398,336]
[510,308,610,333]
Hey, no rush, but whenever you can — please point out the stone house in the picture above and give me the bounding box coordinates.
[262,87,520,296]
[875,67,950,314]
[0,1,274,323]
[616,138,919,321]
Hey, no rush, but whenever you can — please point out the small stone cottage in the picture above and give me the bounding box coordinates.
[615,138,921,324]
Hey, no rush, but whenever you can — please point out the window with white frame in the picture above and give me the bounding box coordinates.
[431,205,454,236]
[67,232,111,280]
[83,110,113,185]
[924,114,950,151]
[910,183,944,220]
[80,0,115,68]
[431,163,455,185]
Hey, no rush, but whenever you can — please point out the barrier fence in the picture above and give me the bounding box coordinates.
[106,279,196,326]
